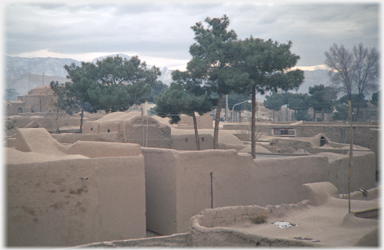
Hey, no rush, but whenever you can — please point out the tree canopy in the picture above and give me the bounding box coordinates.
[236,37,304,158]
[236,37,304,95]
[187,15,249,149]
[370,91,379,107]
[64,55,161,113]
[324,43,379,120]
[49,81,81,132]
[155,70,213,150]
[283,92,311,121]
[308,84,337,121]
[263,92,285,122]
[333,94,368,121]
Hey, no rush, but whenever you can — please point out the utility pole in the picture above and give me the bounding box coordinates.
[42,72,45,86]
[28,70,30,90]
[225,94,229,122]
[141,106,145,146]
[251,86,256,159]
[348,100,353,213]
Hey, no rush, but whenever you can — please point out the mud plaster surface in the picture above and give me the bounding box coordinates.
[226,197,378,247]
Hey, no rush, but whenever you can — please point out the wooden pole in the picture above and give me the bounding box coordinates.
[251,86,256,159]
[348,100,354,213]
[141,107,144,146]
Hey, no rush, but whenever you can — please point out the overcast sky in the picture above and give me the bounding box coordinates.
[3,1,380,70]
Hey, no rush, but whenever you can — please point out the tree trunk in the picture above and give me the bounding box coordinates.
[192,112,200,150]
[55,108,60,133]
[225,94,229,121]
[272,110,275,122]
[321,108,324,122]
[313,109,317,122]
[251,86,256,159]
[79,105,84,133]
[213,93,223,149]
[355,97,361,122]
[347,100,354,213]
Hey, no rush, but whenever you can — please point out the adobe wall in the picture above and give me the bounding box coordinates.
[120,116,172,148]
[171,133,213,150]
[6,113,84,132]
[82,113,173,148]
[177,113,213,129]
[7,156,146,247]
[52,132,119,144]
[224,123,379,152]
[6,129,147,247]
[142,148,376,235]
[293,124,378,149]
[143,149,178,236]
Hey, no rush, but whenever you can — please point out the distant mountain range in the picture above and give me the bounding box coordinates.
[5,54,174,98]
[5,54,333,101]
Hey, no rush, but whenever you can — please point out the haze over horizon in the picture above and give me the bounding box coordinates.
[4,1,379,71]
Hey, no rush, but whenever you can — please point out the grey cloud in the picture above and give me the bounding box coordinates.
[5,2,379,67]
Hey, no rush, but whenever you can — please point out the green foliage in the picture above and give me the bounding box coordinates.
[49,81,80,115]
[155,71,213,124]
[4,88,19,101]
[235,37,304,95]
[64,55,161,113]
[145,81,169,103]
[285,92,311,121]
[370,91,379,107]
[333,94,368,121]
[308,84,337,113]
[221,93,251,112]
[251,211,267,224]
[263,92,285,111]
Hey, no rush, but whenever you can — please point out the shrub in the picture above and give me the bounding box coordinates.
[251,211,267,224]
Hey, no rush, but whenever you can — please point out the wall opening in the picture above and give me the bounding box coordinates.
[320,136,326,147]
[273,128,295,137]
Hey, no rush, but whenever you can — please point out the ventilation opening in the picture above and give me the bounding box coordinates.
[91,128,93,131]
[201,137,204,142]
[320,136,326,146]
[185,138,188,142]
[107,129,110,133]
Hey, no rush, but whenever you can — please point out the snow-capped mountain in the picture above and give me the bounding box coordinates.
[295,69,330,94]
[90,53,173,84]
[5,55,81,80]
[91,53,131,64]
[5,54,174,98]
[5,54,340,101]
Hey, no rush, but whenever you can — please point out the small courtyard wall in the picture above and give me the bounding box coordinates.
[176,113,213,129]
[224,123,379,155]
[82,112,172,148]
[143,149,178,236]
[142,148,376,235]
[52,132,119,144]
[6,128,147,247]
[6,113,84,132]
[120,116,172,148]
[171,133,213,150]
[324,151,377,194]
[7,156,146,247]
